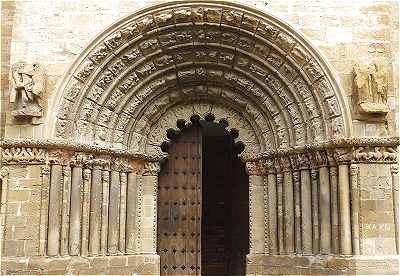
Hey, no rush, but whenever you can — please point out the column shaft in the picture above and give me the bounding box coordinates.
[277,173,284,254]
[330,166,339,254]
[126,172,138,253]
[301,169,312,254]
[108,170,121,253]
[249,175,265,254]
[69,166,82,255]
[89,167,102,255]
[81,168,91,256]
[391,165,399,254]
[293,171,301,254]
[283,171,294,254]
[119,172,127,253]
[338,164,352,255]
[100,170,110,254]
[311,169,320,254]
[350,164,360,255]
[319,166,331,254]
[268,173,278,254]
[60,166,71,256]
[47,164,62,256]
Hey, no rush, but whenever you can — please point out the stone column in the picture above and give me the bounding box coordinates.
[126,162,141,253]
[108,168,121,254]
[0,167,10,256]
[329,157,339,255]
[338,164,352,255]
[292,169,301,254]
[47,163,63,256]
[318,151,331,254]
[310,169,320,254]
[391,165,399,254]
[100,166,110,255]
[246,161,266,254]
[60,165,71,256]
[298,154,312,255]
[39,165,50,256]
[139,161,160,253]
[89,158,106,255]
[350,164,360,255]
[81,164,92,256]
[69,154,85,256]
[119,170,128,253]
[276,170,284,254]
[281,157,294,254]
[267,161,278,255]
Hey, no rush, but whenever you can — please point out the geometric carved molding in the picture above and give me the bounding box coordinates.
[47,1,352,155]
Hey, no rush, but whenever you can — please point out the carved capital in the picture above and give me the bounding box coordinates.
[112,157,132,172]
[48,149,69,165]
[40,165,51,176]
[350,164,359,176]
[245,160,267,176]
[353,146,397,163]
[0,167,10,180]
[92,157,110,169]
[142,162,160,176]
[333,147,352,164]
[391,164,399,175]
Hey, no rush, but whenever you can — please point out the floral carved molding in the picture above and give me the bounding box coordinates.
[48,0,352,156]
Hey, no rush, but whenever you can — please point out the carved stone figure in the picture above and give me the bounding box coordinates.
[353,62,388,119]
[10,62,45,122]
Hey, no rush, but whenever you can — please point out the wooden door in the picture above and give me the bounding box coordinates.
[158,127,202,275]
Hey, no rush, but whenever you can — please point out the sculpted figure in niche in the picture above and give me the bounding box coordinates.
[353,62,388,118]
[10,62,45,123]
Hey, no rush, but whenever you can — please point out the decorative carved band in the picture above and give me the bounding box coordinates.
[1,137,398,165]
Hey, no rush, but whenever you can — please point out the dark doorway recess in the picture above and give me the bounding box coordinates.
[201,121,249,276]
[157,118,249,276]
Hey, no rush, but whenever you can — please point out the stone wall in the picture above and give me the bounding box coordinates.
[1,0,398,139]
[0,1,399,275]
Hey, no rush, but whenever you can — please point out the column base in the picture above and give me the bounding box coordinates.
[246,254,399,275]
[1,254,160,275]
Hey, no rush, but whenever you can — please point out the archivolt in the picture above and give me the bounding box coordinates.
[48,0,351,156]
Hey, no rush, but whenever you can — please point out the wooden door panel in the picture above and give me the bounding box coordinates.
[158,127,201,275]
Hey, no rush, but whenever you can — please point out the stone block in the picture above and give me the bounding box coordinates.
[109,256,127,267]
[3,240,25,256]
[7,190,31,202]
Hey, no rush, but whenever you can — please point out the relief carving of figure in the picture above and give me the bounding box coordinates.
[10,62,45,122]
[353,62,388,118]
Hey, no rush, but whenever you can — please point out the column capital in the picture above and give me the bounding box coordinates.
[290,153,310,170]
[142,161,160,176]
[391,164,399,175]
[245,160,268,176]
[350,164,359,176]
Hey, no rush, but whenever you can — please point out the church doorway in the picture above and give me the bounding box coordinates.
[157,117,249,276]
